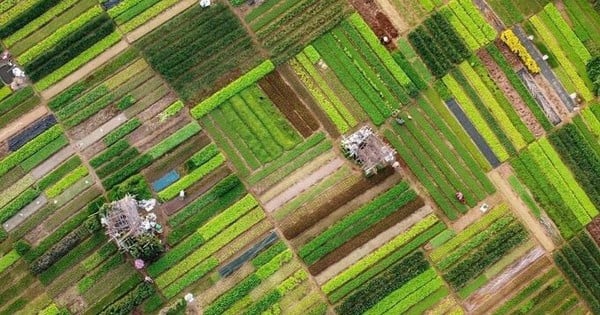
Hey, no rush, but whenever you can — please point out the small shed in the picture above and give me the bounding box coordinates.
[101,195,144,251]
[341,126,396,176]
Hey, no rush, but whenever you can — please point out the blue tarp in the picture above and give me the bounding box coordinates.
[152,170,180,192]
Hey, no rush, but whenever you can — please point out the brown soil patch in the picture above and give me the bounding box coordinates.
[280,167,394,239]
[162,165,231,216]
[0,105,47,143]
[264,158,344,212]
[67,105,120,141]
[348,0,398,48]
[372,0,409,35]
[259,70,319,138]
[277,64,340,138]
[477,49,544,138]
[586,216,600,246]
[135,92,178,122]
[315,205,432,284]
[292,170,402,246]
[307,197,424,275]
[464,247,549,314]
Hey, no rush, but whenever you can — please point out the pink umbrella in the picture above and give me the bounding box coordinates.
[134,259,145,269]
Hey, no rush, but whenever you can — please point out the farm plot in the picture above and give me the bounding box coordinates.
[0,86,41,131]
[312,14,421,125]
[559,0,600,55]
[548,123,600,211]
[106,0,183,33]
[384,98,495,220]
[144,189,327,314]
[429,204,531,299]
[388,0,444,26]
[135,3,263,103]
[244,0,352,64]
[294,181,425,275]
[511,139,599,239]
[407,11,470,78]
[527,5,594,101]
[0,1,123,91]
[47,48,172,140]
[439,0,496,52]
[321,213,447,311]
[554,232,600,314]
[493,267,585,315]
[485,0,550,25]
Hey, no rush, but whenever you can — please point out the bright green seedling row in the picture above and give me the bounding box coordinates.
[158,154,225,201]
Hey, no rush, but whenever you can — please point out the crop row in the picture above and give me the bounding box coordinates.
[486,44,553,130]
[443,223,527,289]
[45,165,89,198]
[459,61,529,149]
[101,154,152,190]
[157,207,265,287]
[336,251,429,315]
[197,194,257,240]
[35,31,122,91]
[448,0,488,46]
[543,3,591,63]
[120,0,180,33]
[111,0,161,25]
[95,147,140,179]
[327,219,444,303]
[0,250,19,274]
[104,118,141,146]
[511,151,580,238]
[299,182,414,264]
[430,203,507,261]
[24,14,115,81]
[0,175,34,208]
[438,217,515,270]
[191,60,275,118]
[291,53,353,133]
[0,125,63,177]
[554,232,600,313]
[439,7,478,51]
[493,268,559,315]
[529,16,594,101]
[408,26,453,78]
[364,268,442,314]
[443,74,510,160]
[158,154,225,201]
[500,29,540,74]
[204,250,293,315]
[531,140,596,223]
[147,122,201,159]
[158,100,184,122]
[17,5,103,64]
[90,140,130,168]
[313,33,386,124]
[47,49,138,110]
[0,0,40,25]
[549,124,600,210]
[3,0,77,47]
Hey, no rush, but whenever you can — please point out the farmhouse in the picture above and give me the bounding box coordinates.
[341,126,396,175]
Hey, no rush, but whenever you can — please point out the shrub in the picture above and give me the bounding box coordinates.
[500,29,540,74]
[158,154,225,201]
[107,174,152,201]
[129,234,164,262]
[190,60,275,118]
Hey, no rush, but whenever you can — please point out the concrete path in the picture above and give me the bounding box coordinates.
[31,146,75,180]
[74,113,127,150]
[3,194,47,232]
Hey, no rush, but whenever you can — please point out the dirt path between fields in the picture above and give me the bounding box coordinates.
[314,205,433,285]
[489,165,556,251]
[125,0,197,43]
[0,105,47,142]
[373,0,410,34]
[41,40,129,100]
[264,158,344,212]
